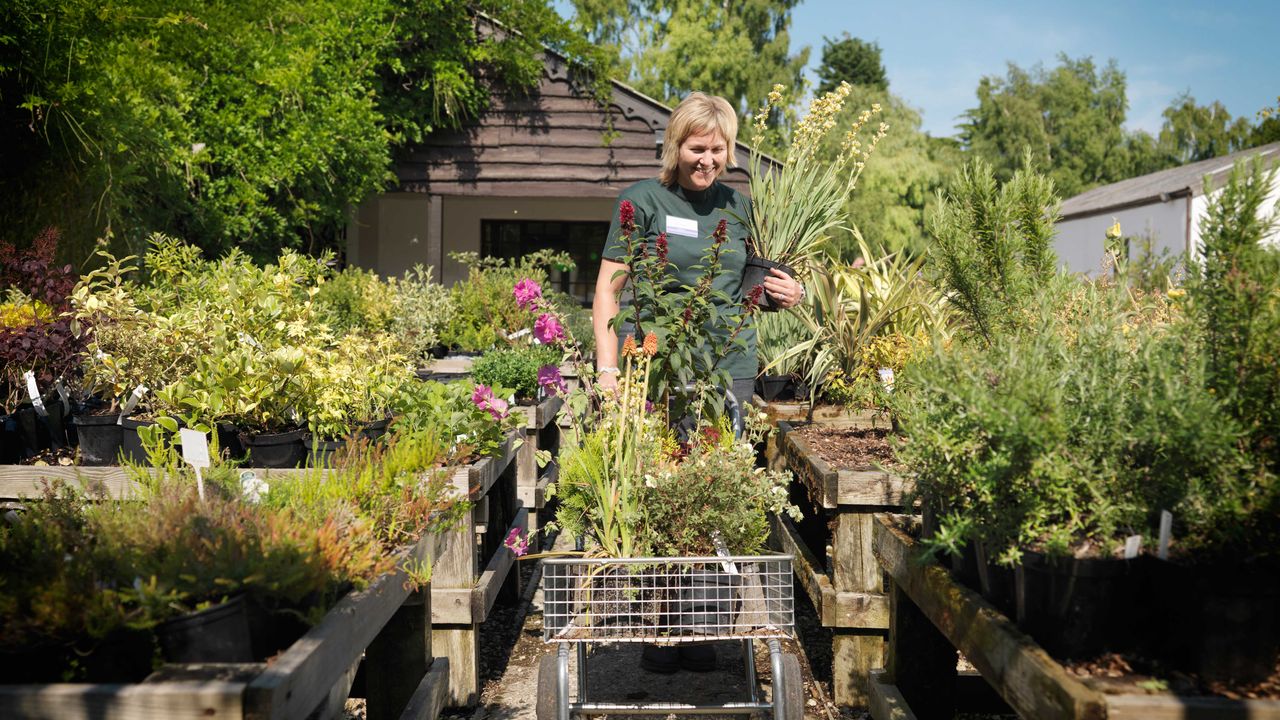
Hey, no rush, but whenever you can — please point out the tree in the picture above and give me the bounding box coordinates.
[1155,92,1255,165]
[569,0,809,116]
[0,0,604,262]
[816,34,887,94]
[959,55,1136,198]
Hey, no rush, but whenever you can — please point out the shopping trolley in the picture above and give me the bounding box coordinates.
[536,553,801,720]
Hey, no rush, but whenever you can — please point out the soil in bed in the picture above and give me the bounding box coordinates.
[1066,652,1280,700]
[792,425,897,469]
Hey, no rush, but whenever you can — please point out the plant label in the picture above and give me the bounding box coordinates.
[1124,534,1142,559]
[180,428,211,469]
[117,385,147,425]
[1158,510,1173,560]
[24,371,48,417]
[878,367,895,393]
[665,215,699,238]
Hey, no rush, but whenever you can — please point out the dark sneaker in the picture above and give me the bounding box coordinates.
[678,643,717,672]
[639,644,680,674]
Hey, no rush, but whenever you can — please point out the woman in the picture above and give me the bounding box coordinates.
[592,92,804,400]
[590,92,804,674]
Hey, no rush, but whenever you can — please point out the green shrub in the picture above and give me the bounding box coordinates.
[470,345,561,400]
[392,265,456,365]
[313,266,398,335]
[438,250,574,352]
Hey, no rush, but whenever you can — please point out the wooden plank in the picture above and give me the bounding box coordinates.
[0,681,248,720]
[886,576,956,718]
[471,508,528,624]
[462,432,518,502]
[1106,694,1280,720]
[244,533,436,720]
[778,422,837,509]
[366,589,431,720]
[0,466,328,501]
[835,469,912,507]
[431,628,478,708]
[397,658,450,720]
[771,513,838,626]
[869,669,917,720]
[873,514,1107,720]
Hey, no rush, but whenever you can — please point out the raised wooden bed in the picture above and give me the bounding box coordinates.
[0,465,325,501]
[431,428,526,707]
[513,395,562,547]
[0,526,450,720]
[772,419,910,708]
[870,513,1280,720]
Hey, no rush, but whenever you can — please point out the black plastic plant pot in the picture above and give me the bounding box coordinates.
[72,412,124,466]
[240,427,307,468]
[742,256,796,312]
[156,594,254,664]
[304,435,344,468]
[216,422,247,462]
[360,416,391,440]
[755,374,791,402]
[1017,552,1142,660]
[0,414,20,464]
[118,417,157,465]
[429,344,449,360]
[76,628,158,683]
[675,570,743,633]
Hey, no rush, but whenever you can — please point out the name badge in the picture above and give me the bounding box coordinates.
[666,215,699,238]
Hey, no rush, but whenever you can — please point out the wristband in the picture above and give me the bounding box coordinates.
[598,366,620,374]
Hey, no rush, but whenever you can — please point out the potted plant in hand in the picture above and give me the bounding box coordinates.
[737,83,887,310]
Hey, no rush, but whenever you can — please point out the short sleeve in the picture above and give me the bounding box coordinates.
[602,186,653,263]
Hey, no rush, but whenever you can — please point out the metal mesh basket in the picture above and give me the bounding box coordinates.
[542,554,794,642]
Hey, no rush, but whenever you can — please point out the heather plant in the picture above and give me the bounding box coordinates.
[470,344,562,400]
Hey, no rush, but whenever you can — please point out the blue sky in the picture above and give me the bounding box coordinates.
[558,1,1279,139]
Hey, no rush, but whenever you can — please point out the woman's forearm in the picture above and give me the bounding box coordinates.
[592,259,628,370]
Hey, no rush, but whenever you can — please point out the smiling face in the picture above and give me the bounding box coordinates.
[675,130,728,192]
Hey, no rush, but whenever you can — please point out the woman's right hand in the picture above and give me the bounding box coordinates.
[597,369,619,395]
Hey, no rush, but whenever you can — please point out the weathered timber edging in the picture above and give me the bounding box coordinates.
[515,396,562,548]
[449,430,518,501]
[777,421,910,509]
[0,466,326,501]
[0,532,449,720]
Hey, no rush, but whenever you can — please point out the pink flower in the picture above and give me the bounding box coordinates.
[656,232,668,265]
[619,200,635,228]
[538,365,567,396]
[504,527,529,557]
[471,384,510,421]
[513,278,542,311]
[534,313,565,344]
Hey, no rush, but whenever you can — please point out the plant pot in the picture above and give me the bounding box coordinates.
[1145,557,1280,682]
[245,594,312,660]
[675,569,743,633]
[0,414,20,464]
[755,374,791,402]
[429,344,449,360]
[72,412,124,466]
[1017,552,1142,660]
[119,417,157,465]
[240,427,307,468]
[742,256,796,312]
[972,543,1016,619]
[76,628,157,682]
[216,421,247,462]
[156,594,253,663]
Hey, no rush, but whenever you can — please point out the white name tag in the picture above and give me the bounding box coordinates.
[666,215,699,238]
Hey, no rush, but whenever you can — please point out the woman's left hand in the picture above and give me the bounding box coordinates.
[762,267,805,309]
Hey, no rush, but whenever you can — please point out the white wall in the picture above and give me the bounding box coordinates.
[1189,177,1280,259]
[1054,198,1189,275]
[346,193,432,279]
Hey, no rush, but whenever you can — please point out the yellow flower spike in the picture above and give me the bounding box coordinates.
[1106,220,1122,240]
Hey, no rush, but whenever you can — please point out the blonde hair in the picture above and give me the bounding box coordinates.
[659,92,738,186]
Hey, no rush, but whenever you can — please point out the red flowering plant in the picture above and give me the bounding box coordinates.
[0,228,84,413]
[611,201,761,422]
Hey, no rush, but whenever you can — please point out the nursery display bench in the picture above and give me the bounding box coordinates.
[513,395,563,548]
[536,554,802,720]
[771,418,906,707]
[0,518,449,720]
[869,513,1280,720]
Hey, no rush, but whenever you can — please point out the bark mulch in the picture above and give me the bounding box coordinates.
[791,425,897,470]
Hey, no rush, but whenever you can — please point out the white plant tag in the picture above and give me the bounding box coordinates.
[117,385,147,425]
[1124,535,1143,559]
[180,428,210,502]
[55,378,71,413]
[236,331,263,350]
[1158,510,1173,560]
[665,215,699,238]
[878,367,895,393]
[240,471,269,504]
[24,371,48,417]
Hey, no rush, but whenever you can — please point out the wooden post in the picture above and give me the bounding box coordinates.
[831,512,884,707]
[431,500,479,707]
[886,578,956,720]
[366,587,431,719]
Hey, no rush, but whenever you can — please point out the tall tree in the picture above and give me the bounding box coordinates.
[816,34,887,94]
[959,55,1137,197]
[1155,92,1256,165]
[569,0,808,115]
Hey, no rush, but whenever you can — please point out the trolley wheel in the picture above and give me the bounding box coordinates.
[536,654,560,720]
[776,652,805,720]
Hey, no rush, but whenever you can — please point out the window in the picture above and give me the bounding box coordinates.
[481,220,608,303]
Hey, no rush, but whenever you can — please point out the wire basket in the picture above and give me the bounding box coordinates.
[542,554,794,642]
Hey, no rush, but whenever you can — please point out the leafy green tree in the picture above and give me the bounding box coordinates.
[1155,92,1255,165]
[569,0,808,115]
[816,34,887,94]
[959,55,1139,198]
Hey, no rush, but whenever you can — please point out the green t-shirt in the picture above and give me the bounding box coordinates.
[602,177,757,380]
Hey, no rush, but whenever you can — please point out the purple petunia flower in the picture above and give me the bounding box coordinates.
[513,278,542,311]
[537,364,568,397]
[533,313,565,344]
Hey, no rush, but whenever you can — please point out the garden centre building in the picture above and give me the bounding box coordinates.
[344,32,762,303]
[1054,141,1280,275]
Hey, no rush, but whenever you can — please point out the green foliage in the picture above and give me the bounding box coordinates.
[927,158,1058,346]
[569,0,808,116]
[314,267,399,336]
[439,251,573,352]
[392,265,457,366]
[1154,92,1257,166]
[299,333,411,440]
[1188,158,1280,483]
[393,379,521,463]
[816,34,886,93]
[471,345,561,400]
